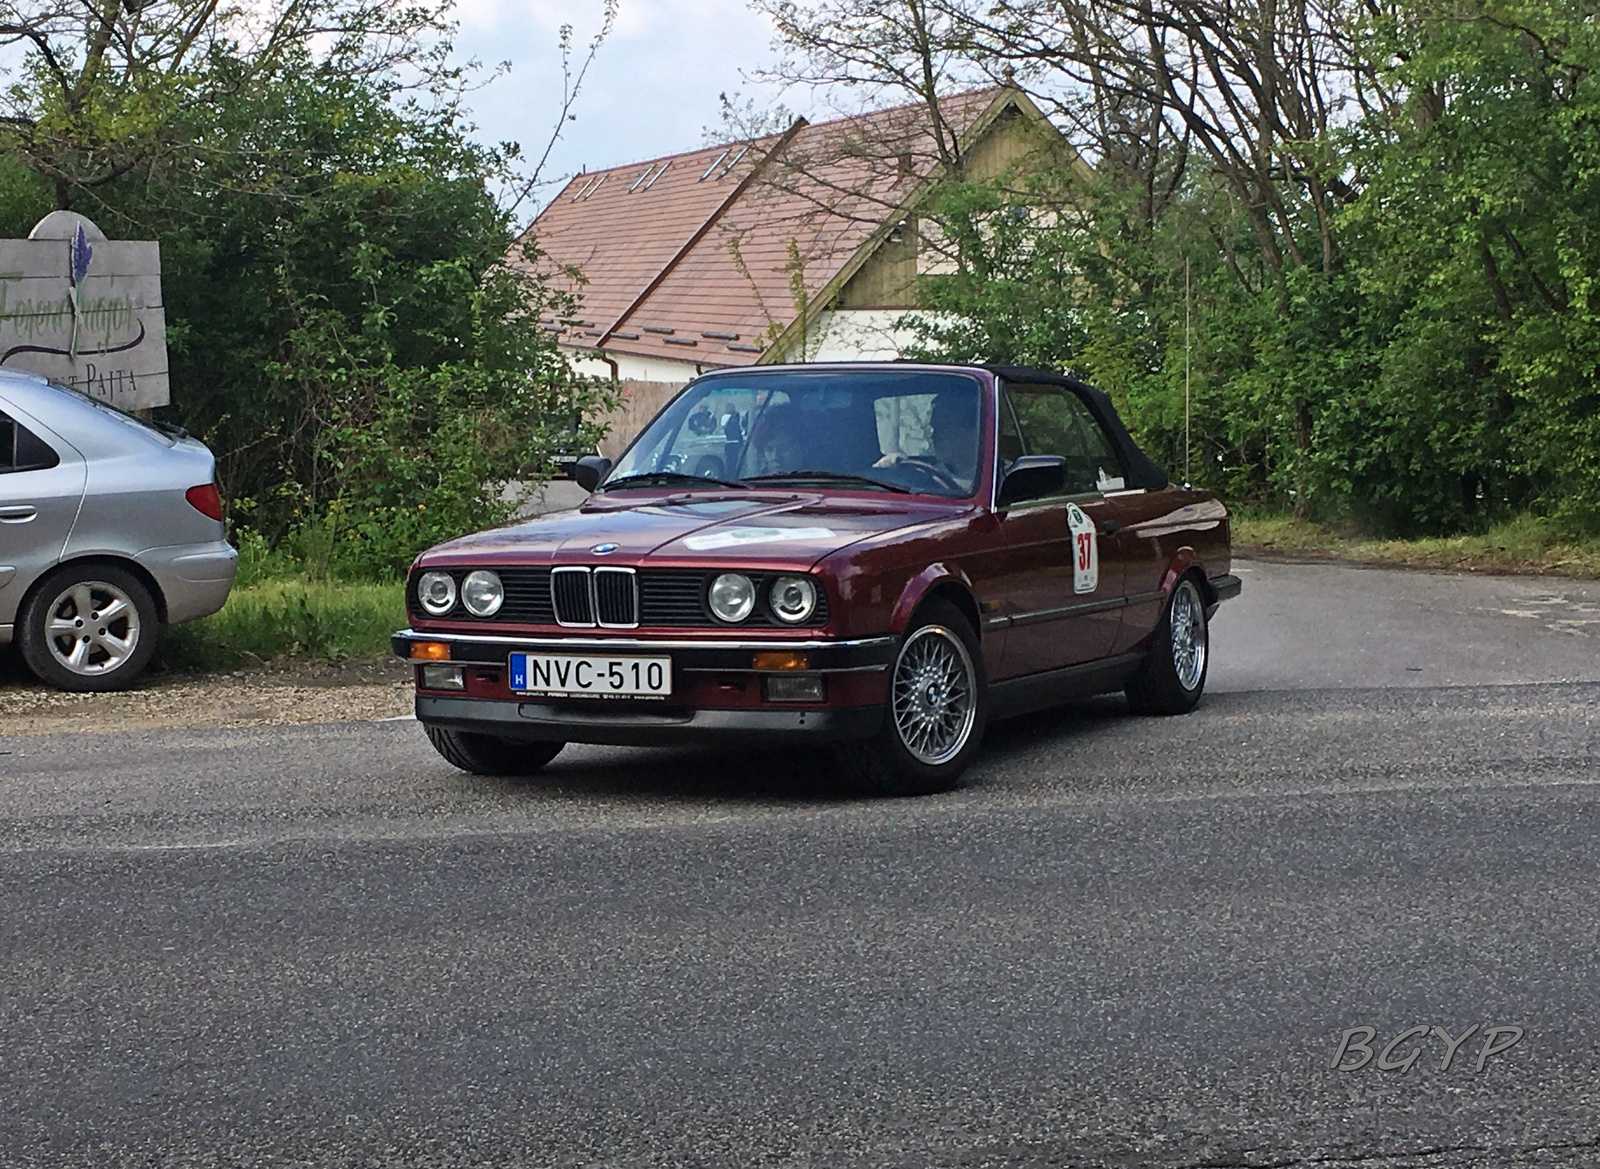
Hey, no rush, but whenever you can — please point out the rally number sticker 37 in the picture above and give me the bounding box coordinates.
[1065,503,1099,594]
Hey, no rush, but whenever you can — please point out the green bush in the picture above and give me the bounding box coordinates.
[0,48,615,585]
[159,579,405,669]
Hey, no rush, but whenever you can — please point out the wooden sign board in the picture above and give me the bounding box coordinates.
[0,212,169,410]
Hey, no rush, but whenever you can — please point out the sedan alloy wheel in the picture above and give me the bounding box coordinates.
[43,580,143,677]
[18,564,160,692]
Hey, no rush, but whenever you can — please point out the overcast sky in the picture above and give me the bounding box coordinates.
[450,0,826,218]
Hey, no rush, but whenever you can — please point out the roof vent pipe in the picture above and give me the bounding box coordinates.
[642,160,671,189]
[700,149,731,180]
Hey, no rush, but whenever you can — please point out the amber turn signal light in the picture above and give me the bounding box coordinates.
[752,651,809,671]
[410,641,451,661]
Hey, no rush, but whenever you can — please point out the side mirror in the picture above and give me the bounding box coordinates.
[997,455,1066,507]
[573,455,611,493]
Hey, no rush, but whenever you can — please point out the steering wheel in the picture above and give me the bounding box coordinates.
[886,455,963,492]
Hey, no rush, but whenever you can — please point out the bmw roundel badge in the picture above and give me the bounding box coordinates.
[591,543,619,555]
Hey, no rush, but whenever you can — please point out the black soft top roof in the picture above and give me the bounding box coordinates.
[982,364,1170,491]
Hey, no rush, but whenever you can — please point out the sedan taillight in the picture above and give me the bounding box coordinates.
[186,483,224,521]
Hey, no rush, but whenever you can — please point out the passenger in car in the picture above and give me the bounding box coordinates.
[748,405,807,475]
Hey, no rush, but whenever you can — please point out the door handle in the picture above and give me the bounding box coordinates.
[0,505,37,523]
[1099,519,1121,536]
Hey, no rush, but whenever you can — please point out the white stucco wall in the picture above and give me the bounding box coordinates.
[785,308,943,364]
[565,348,700,384]
[565,310,957,383]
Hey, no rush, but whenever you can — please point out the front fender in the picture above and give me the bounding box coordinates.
[889,562,977,634]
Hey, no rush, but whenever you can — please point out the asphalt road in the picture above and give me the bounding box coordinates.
[2,560,1599,1168]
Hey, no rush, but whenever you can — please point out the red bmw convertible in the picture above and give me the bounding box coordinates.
[394,363,1240,795]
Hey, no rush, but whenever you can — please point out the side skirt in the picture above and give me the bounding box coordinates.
[988,653,1146,720]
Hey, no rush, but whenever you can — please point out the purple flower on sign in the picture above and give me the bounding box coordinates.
[70,224,92,286]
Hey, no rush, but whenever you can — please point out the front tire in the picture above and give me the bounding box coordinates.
[835,598,987,796]
[425,726,564,776]
[1125,574,1209,715]
[18,565,159,692]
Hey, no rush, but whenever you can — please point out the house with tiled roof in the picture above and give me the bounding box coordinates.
[513,86,1080,453]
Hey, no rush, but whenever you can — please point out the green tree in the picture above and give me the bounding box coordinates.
[2,0,621,577]
[0,0,454,208]
[120,55,612,576]
[1340,0,1600,531]
[773,0,1600,535]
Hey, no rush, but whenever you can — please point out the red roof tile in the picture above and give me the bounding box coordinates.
[514,88,1014,368]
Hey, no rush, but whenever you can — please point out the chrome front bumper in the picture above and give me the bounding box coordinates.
[390,629,896,674]
[394,629,895,746]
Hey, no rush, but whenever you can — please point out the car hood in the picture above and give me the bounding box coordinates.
[418,492,965,569]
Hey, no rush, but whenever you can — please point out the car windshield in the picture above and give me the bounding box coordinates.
[605,370,986,498]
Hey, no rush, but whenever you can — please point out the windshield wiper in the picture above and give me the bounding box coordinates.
[602,471,745,491]
[740,471,911,494]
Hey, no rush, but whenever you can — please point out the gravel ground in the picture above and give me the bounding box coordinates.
[0,651,413,736]
[10,553,1600,738]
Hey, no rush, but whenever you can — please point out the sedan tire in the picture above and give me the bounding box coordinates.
[18,564,159,693]
[835,598,988,797]
[425,726,565,776]
[1125,574,1209,716]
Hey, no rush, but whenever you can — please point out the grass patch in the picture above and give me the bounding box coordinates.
[159,578,406,671]
[1233,512,1600,578]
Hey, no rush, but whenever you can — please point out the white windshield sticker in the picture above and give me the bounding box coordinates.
[683,526,836,551]
[1096,467,1126,491]
[1065,503,1099,594]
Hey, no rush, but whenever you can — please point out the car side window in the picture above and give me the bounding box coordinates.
[1005,384,1124,494]
[997,391,1025,464]
[0,410,62,474]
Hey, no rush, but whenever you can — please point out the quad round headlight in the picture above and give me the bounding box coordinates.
[769,575,818,624]
[461,570,505,617]
[417,571,458,616]
[708,573,756,623]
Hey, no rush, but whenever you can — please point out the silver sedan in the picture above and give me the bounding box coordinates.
[0,370,237,691]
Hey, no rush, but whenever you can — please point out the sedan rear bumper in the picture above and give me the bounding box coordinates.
[140,539,240,624]
[416,694,884,747]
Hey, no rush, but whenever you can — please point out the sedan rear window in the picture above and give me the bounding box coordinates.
[68,387,179,446]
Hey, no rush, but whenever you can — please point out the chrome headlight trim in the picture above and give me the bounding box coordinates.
[417,571,458,617]
[461,570,505,617]
[769,575,818,624]
[708,572,756,623]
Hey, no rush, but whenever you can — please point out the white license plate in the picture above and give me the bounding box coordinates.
[508,653,672,698]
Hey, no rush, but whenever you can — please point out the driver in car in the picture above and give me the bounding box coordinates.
[874,391,978,488]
